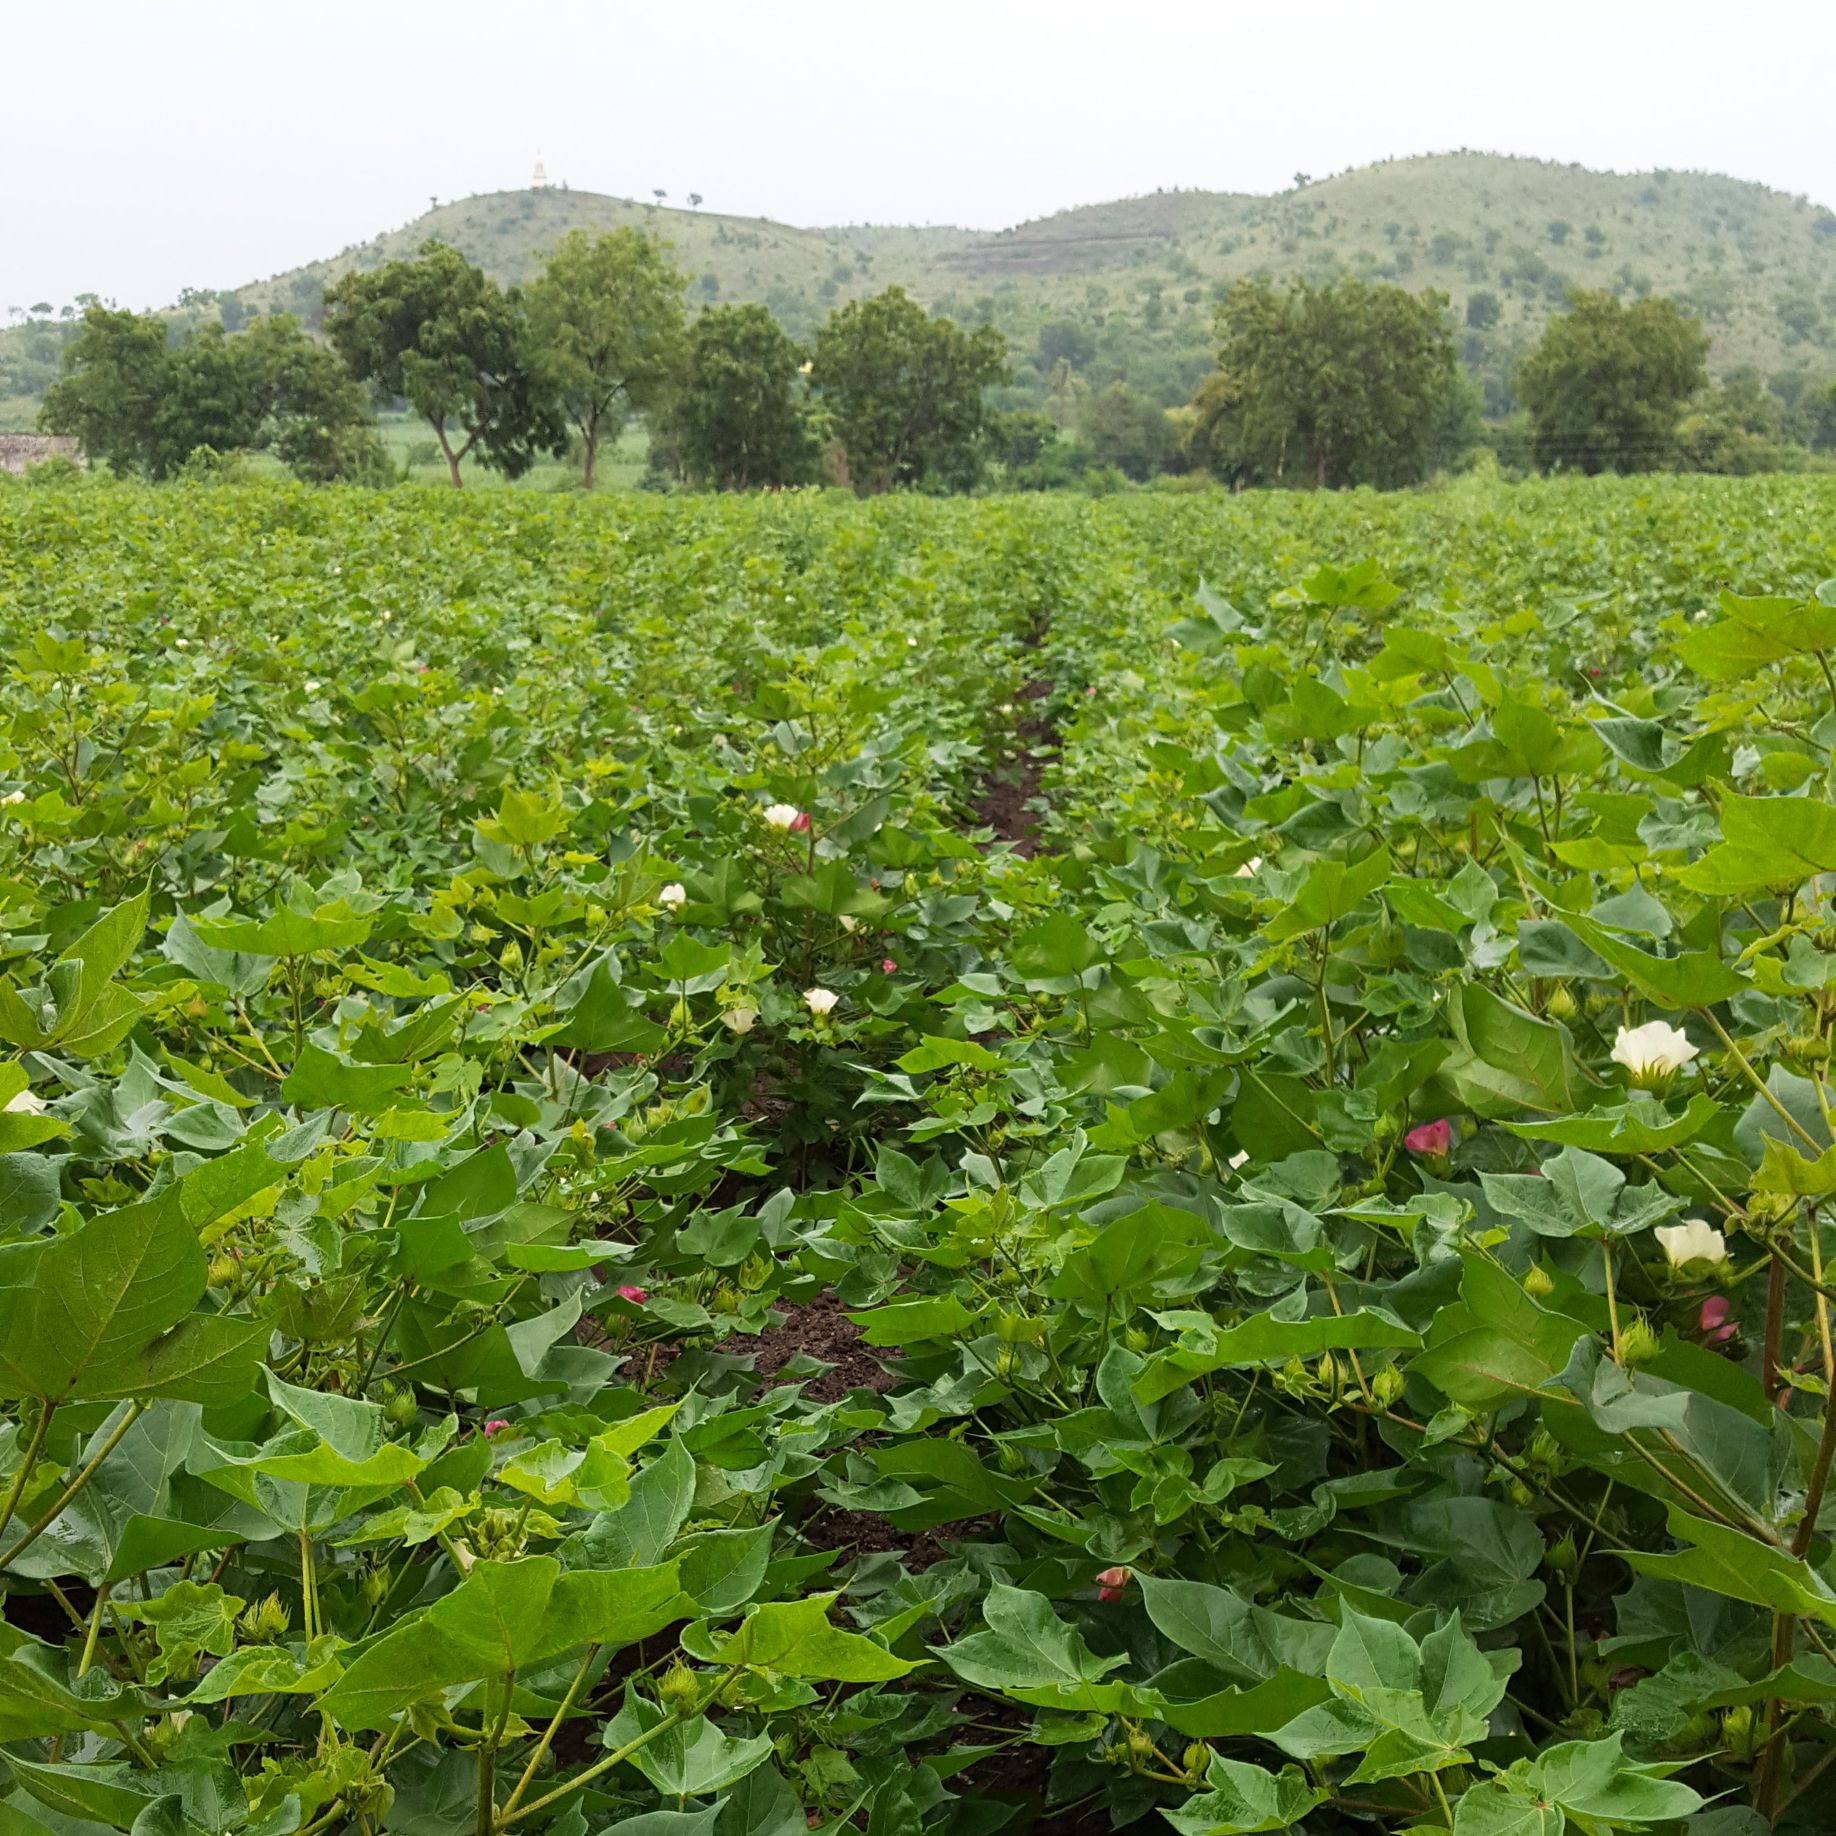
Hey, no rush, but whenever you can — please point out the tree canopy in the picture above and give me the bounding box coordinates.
[1515,290,1709,474]
[40,307,381,482]
[810,287,1008,493]
[656,304,816,491]
[324,242,565,487]
[1190,277,1466,489]
[525,229,686,488]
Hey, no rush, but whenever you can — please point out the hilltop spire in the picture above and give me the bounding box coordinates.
[531,151,549,190]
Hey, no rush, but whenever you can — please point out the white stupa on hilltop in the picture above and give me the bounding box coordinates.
[532,152,549,190]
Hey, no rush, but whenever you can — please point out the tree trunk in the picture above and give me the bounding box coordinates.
[582,407,598,490]
[433,420,465,490]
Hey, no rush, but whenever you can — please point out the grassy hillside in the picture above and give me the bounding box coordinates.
[9,152,1836,427]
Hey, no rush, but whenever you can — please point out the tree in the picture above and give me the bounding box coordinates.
[1190,276,1464,489]
[656,304,816,490]
[1515,291,1708,474]
[526,230,686,488]
[809,287,1007,493]
[324,242,564,487]
[39,307,169,475]
[1078,383,1173,481]
[41,308,382,481]
[1465,290,1502,331]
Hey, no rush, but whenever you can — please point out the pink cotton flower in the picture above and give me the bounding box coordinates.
[1085,685,1098,698]
[1699,1295,1737,1344]
[881,958,898,974]
[790,810,811,833]
[482,1419,512,1437]
[1096,1565,1130,1602]
[1405,1119,1452,1157]
[617,1284,648,1305]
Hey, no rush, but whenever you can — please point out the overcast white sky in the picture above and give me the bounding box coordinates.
[7,0,1836,310]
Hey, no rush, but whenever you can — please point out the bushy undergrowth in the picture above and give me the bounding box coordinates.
[3,476,1836,1835]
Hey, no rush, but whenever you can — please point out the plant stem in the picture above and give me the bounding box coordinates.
[1698,1007,1825,1153]
[0,1400,144,1573]
[500,1644,601,1823]
[1601,1240,1622,1363]
[0,1402,55,1553]
[1764,1253,1788,1406]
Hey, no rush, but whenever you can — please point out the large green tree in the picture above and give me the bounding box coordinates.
[1194,277,1464,489]
[809,288,1007,493]
[526,230,687,488]
[41,308,381,481]
[324,242,564,488]
[1516,291,1709,474]
[656,304,817,491]
[39,308,168,475]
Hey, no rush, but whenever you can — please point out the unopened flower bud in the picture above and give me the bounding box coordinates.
[1182,1744,1210,1780]
[240,1592,291,1643]
[1370,1364,1405,1409]
[1618,1314,1661,1367]
[1545,986,1578,1022]
[1546,1534,1578,1578]
[1524,1264,1555,1299]
[660,1663,701,1717]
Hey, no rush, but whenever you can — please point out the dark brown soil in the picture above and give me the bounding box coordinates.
[799,1509,994,1572]
[974,676,1057,859]
[743,1291,891,1402]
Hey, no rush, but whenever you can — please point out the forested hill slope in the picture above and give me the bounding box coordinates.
[8,152,1836,422]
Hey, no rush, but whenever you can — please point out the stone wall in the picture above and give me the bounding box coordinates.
[0,434,85,475]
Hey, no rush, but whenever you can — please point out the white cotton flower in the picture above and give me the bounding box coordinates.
[658,883,686,912]
[1656,1218,1727,1267]
[1228,1150,1250,1170]
[1612,1021,1698,1090]
[174,637,189,649]
[839,915,858,934]
[1235,856,1262,878]
[304,680,322,693]
[803,987,839,1017]
[722,1006,757,1035]
[0,789,24,806]
[762,803,801,830]
[5,1088,45,1115]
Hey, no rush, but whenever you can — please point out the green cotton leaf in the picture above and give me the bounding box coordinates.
[5,1755,157,1831]
[1411,1250,1588,1411]
[1455,985,1576,1114]
[1503,1094,1722,1156]
[1262,848,1390,942]
[1619,1505,1836,1629]
[1754,1134,1836,1198]
[1479,1145,1684,1240]
[1136,1578,1267,1684]
[477,786,569,851]
[1560,910,1748,1007]
[1675,791,1836,897]
[847,1293,981,1347]
[1011,913,1103,989]
[688,1593,915,1682]
[0,1625,144,1741]
[1160,1757,1323,1836]
[564,1437,696,1571]
[605,1700,775,1798]
[1153,1670,1333,1740]
[1449,1778,1564,1836]
[894,1034,1004,1075]
[253,1368,429,1487]
[1590,714,1726,788]
[102,1516,239,1586]
[1673,589,1836,681]
[1133,1308,1421,1404]
[1047,1206,1209,1309]
[1527,1730,1703,1824]
[0,1189,263,1405]
[121,1580,241,1685]
[190,899,374,957]
[281,1043,413,1114]
[930,1586,1128,1711]
[319,1556,685,1728]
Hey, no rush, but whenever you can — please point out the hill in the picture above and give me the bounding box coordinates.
[9,152,1836,427]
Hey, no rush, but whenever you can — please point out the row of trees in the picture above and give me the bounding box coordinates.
[38,232,1835,494]
[42,234,1010,493]
[1174,279,1836,487]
